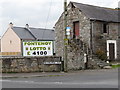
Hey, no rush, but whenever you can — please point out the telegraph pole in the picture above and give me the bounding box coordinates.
[64,0,68,72]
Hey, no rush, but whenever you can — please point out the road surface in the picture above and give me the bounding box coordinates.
[1,69,118,88]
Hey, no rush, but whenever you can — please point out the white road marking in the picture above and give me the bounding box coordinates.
[1,79,118,86]
[0,79,11,82]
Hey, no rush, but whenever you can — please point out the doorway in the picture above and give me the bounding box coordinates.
[107,40,117,60]
[109,43,115,60]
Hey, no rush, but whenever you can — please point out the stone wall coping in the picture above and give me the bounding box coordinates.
[0,56,61,59]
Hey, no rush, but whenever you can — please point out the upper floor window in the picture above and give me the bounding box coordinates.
[103,23,107,33]
[73,21,79,38]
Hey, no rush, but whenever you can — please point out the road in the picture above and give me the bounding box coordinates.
[1,69,118,88]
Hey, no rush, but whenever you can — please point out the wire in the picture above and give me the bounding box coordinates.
[45,0,53,29]
[42,0,53,39]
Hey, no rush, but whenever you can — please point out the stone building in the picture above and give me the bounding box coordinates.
[0,36,1,52]
[1,23,55,56]
[55,2,120,70]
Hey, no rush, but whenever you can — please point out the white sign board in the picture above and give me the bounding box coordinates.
[66,27,71,39]
[23,41,53,56]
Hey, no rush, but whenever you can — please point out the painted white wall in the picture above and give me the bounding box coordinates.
[1,28,21,52]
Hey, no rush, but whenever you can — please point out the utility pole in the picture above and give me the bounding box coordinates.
[64,0,68,72]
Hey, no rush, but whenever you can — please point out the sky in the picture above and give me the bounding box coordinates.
[0,0,119,37]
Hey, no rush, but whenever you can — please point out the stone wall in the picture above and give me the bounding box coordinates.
[92,22,120,60]
[108,23,120,60]
[55,3,120,70]
[118,23,120,60]
[0,36,1,52]
[92,21,107,53]
[118,10,120,60]
[1,56,62,73]
[117,39,120,60]
[55,3,91,70]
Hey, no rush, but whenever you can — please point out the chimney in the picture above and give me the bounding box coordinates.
[25,24,29,30]
[52,26,55,31]
[9,22,13,28]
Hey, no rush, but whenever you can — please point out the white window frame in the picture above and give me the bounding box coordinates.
[107,40,117,59]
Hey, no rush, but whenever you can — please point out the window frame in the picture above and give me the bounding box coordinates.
[73,21,80,38]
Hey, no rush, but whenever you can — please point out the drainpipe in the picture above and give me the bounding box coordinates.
[21,39,23,56]
[90,21,93,58]
[90,19,96,58]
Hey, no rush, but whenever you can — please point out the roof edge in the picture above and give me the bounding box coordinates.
[71,1,118,10]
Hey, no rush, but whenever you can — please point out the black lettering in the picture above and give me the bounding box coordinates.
[37,51,39,55]
[44,51,47,55]
[33,52,36,55]
[40,51,43,55]
[43,47,46,50]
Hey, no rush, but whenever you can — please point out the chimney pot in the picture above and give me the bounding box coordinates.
[25,24,29,29]
[9,22,13,28]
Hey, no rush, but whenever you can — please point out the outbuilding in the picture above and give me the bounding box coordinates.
[55,2,120,70]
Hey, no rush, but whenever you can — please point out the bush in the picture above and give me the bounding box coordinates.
[96,50,107,60]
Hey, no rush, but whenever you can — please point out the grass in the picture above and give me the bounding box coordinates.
[111,64,120,68]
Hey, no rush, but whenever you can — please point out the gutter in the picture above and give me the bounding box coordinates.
[90,19,96,56]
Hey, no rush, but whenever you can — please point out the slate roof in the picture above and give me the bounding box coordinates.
[71,2,120,22]
[12,27,55,40]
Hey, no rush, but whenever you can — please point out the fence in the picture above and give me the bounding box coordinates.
[0,52,21,56]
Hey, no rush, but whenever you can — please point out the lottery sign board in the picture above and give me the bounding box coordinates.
[23,41,53,56]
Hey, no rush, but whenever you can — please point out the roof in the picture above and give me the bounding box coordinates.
[71,2,120,22]
[12,27,55,40]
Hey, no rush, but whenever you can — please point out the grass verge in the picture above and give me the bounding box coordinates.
[111,64,120,68]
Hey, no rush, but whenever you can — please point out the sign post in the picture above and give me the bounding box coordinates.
[64,0,68,72]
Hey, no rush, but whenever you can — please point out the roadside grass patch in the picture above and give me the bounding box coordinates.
[111,64,120,68]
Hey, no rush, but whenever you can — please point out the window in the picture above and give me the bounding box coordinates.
[10,40,12,44]
[73,21,79,38]
[103,23,107,33]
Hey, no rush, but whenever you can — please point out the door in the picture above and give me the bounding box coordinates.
[109,43,115,60]
[107,40,117,60]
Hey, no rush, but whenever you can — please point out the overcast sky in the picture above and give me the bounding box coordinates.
[0,0,119,36]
